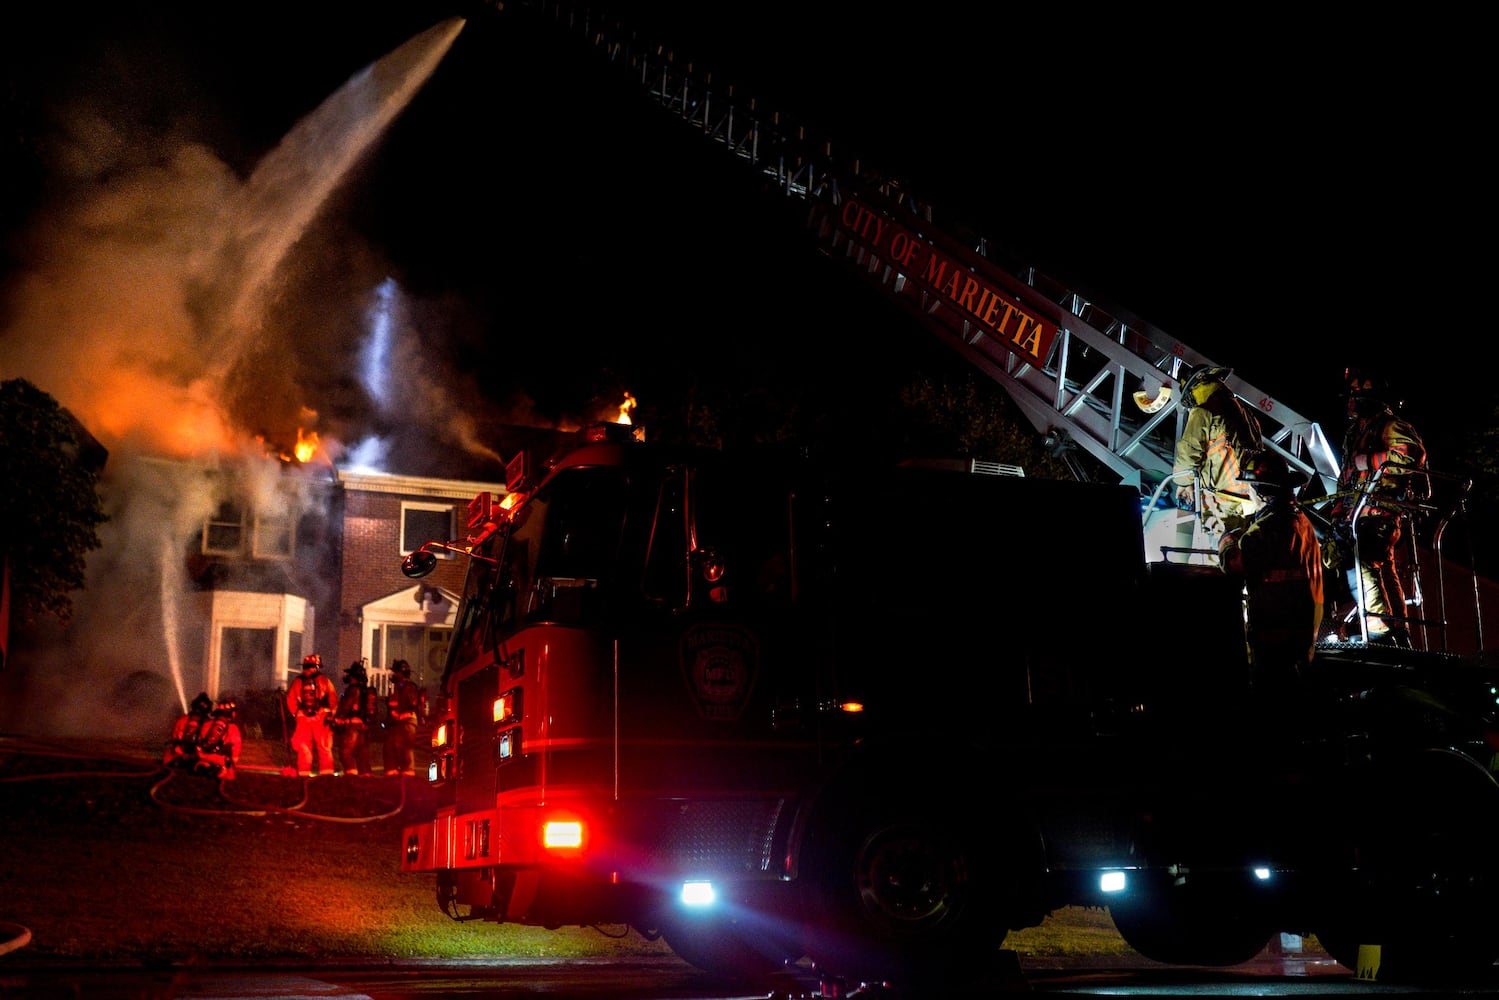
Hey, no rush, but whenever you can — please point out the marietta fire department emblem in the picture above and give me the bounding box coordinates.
[679,624,759,721]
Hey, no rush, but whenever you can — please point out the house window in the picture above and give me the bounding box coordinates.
[402,502,455,556]
[204,501,245,555]
[204,499,297,559]
[253,511,295,559]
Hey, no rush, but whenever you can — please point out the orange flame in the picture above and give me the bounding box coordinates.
[294,428,319,463]
[616,392,637,425]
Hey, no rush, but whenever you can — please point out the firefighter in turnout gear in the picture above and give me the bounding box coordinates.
[1325,369,1427,646]
[332,660,379,776]
[1214,450,1324,704]
[286,654,337,776]
[163,692,214,767]
[1172,364,1264,553]
[384,659,425,777]
[193,697,243,779]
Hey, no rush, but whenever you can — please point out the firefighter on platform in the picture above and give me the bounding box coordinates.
[383,659,425,777]
[1214,450,1324,704]
[1324,369,1427,646]
[332,660,379,776]
[286,654,337,777]
[163,692,214,767]
[1172,364,1264,553]
[192,697,243,779]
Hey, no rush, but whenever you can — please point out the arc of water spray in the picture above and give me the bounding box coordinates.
[163,534,187,711]
[199,16,467,377]
[162,16,465,711]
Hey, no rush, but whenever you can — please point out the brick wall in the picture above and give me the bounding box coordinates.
[335,489,471,670]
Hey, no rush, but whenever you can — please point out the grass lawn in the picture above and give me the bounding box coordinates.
[0,736,1156,966]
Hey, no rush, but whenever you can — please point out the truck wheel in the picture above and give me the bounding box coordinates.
[1313,752,1499,982]
[1108,871,1275,966]
[658,912,800,982]
[798,790,1020,989]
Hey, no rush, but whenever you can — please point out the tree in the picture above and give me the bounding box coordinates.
[895,371,1077,480]
[0,378,108,627]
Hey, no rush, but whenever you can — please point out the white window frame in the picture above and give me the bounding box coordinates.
[252,510,295,560]
[401,501,456,557]
[203,501,246,556]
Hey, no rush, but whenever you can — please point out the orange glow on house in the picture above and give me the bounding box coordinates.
[88,370,242,459]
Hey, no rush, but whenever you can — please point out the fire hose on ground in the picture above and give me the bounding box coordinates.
[0,738,414,959]
[0,738,411,821]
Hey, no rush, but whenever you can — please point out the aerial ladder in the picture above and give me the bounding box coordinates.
[518,1,1484,651]
[522,3,1340,550]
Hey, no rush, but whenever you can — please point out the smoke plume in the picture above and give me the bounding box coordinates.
[0,16,501,736]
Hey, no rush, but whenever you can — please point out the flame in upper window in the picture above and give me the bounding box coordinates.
[616,392,637,425]
[294,428,319,463]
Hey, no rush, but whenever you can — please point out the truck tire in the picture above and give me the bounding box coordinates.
[797,783,1029,989]
[1107,870,1276,967]
[1312,749,1499,982]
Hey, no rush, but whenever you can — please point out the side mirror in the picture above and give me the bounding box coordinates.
[400,539,499,578]
[402,549,439,579]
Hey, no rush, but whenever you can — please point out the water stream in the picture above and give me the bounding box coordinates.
[200,16,466,380]
[163,16,466,711]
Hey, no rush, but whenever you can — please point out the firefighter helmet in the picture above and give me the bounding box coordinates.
[1345,367,1399,414]
[392,659,412,677]
[1239,449,1307,496]
[344,661,367,682]
[1179,364,1232,407]
[301,654,322,672]
[190,692,214,717]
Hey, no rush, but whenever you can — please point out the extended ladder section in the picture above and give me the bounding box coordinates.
[533,2,1340,503]
[525,1,1490,651]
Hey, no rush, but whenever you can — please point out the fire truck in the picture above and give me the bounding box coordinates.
[399,419,1499,988]
[393,3,1499,989]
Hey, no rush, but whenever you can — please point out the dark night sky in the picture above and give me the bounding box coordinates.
[1,1,1484,461]
[553,4,1484,417]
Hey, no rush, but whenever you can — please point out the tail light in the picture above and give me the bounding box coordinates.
[542,816,585,852]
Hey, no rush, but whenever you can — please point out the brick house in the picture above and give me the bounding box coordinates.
[331,423,573,697]
[178,424,574,708]
[174,463,501,708]
[334,471,502,699]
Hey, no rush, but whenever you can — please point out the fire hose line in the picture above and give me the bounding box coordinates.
[0,758,406,824]
[149,771,270,817]
[218,773,309,813]
[151,769,407,823]
[0,736,154,758]
[214,773,399,820]
[0,921,33,958]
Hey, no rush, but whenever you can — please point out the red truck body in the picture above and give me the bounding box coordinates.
[399,421,1499,989]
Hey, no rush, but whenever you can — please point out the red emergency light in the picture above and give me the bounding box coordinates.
[467,492,492,531]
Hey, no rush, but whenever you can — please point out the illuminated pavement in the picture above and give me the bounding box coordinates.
[7,954,1499,1000]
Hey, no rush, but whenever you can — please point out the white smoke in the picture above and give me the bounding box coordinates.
[0,16,476,737]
